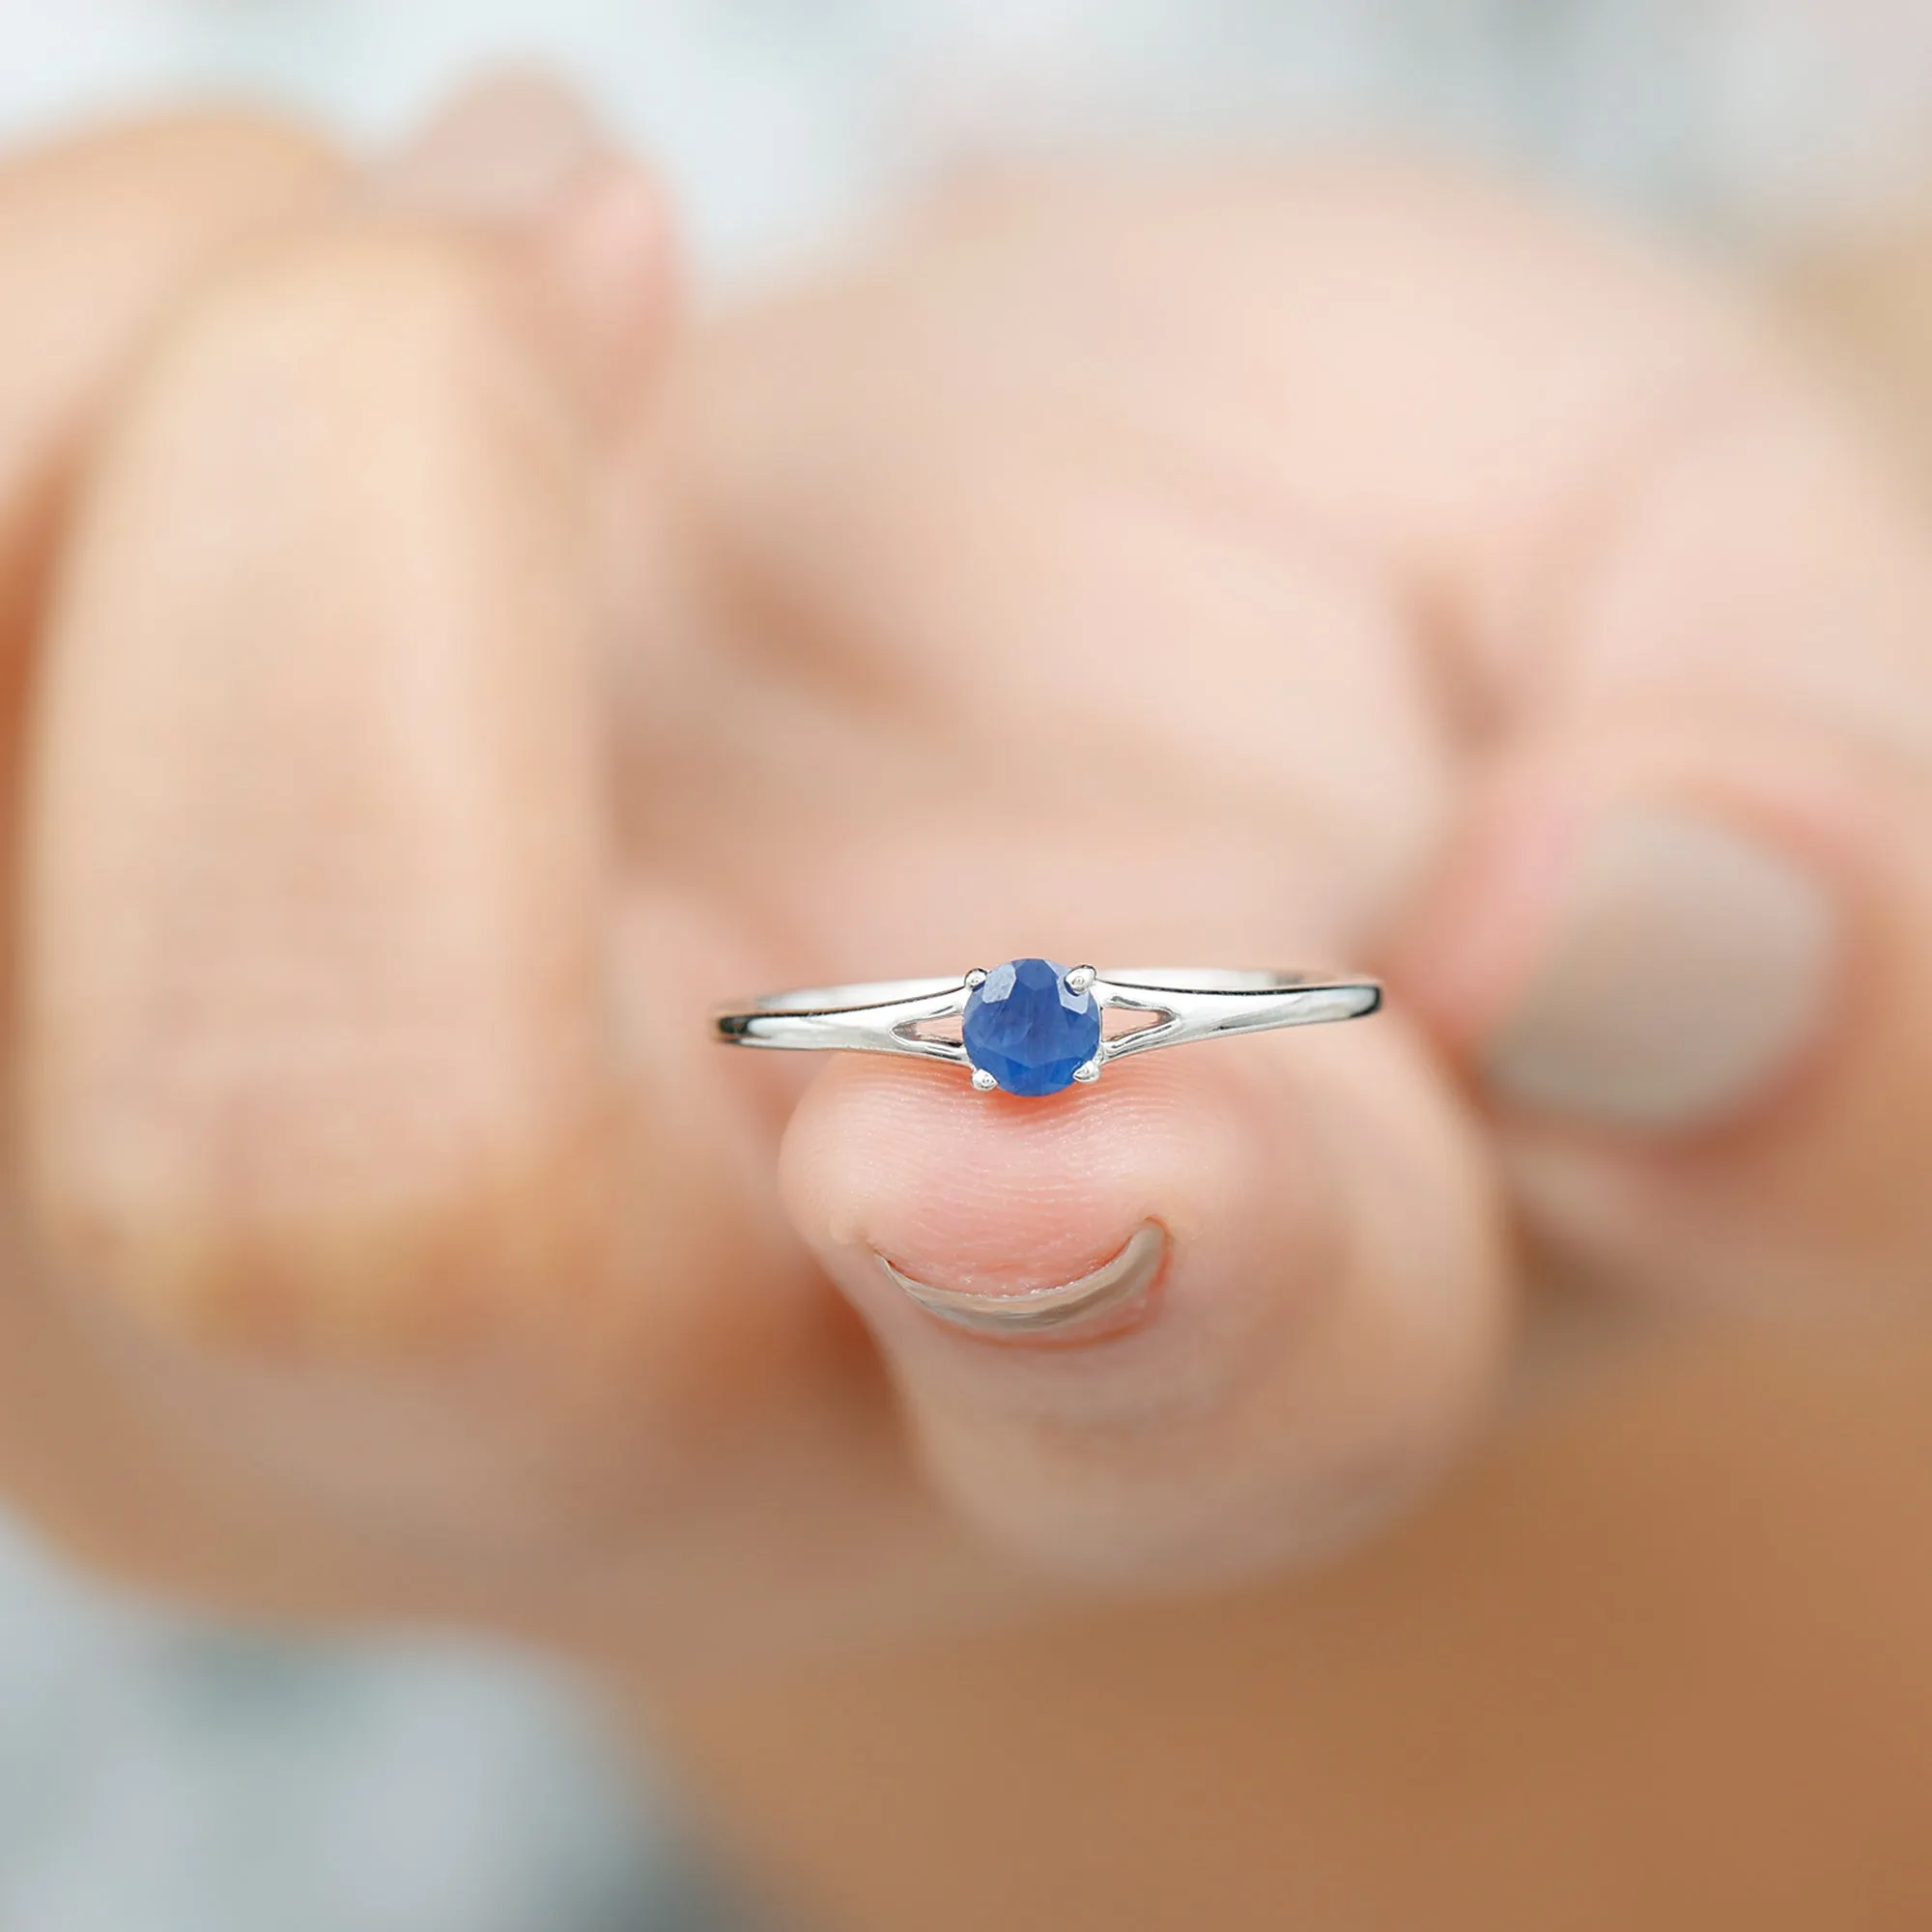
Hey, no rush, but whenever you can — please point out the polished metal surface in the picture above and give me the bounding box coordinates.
[713,966,1380,1086]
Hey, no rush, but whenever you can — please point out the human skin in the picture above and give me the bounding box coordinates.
[8,75,1932,1928]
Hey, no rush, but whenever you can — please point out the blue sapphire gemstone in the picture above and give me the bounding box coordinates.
[962,958,1101,1096]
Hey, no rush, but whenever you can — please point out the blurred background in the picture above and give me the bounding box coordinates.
[13,0,1932,280]
[3,2,1932,1927]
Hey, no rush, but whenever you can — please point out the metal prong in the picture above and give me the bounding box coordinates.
[964,967,988,989]
[1065,964,1097,993]
[971,1066,999,1092]
[1072,1057,1102,1083]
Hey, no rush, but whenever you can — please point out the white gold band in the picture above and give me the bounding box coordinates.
[713,963,1380,1095]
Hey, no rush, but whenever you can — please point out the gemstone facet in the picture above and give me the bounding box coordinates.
[961,958,1101,1096]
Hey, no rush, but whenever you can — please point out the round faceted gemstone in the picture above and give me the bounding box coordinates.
[962,957,1101,1096]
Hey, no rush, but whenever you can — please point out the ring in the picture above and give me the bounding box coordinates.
[712,957,1380,1096]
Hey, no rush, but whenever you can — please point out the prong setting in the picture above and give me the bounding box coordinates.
[971,1066,999,1092]
[1065,964,1097,994]
[1071,1056,1102,1083]
[964,967,988,989]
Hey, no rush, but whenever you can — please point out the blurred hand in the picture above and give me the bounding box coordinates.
[2,78,1928,1663]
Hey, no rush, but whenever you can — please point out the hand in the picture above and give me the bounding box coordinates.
[3,80,1928,1665]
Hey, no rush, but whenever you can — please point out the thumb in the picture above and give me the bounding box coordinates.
[1396,373,1932,1310]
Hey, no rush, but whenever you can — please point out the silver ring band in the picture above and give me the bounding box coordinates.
[712,958,1379,1098]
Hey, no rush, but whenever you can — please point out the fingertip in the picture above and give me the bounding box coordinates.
[0,107,343,594]
[378,68,608,223]
[781,1048,1297,1315]
[376,70,677,421]
[781,1026,1509,1583]
[535,157,678,395]
[1393,719,1932,1308]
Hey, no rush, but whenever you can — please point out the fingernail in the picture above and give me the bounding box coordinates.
[1487,804,1835,1128]
[876,1222,1168,1341]
[379,71,606,223]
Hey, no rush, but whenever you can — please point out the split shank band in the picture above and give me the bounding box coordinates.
[712,962,1381,1099]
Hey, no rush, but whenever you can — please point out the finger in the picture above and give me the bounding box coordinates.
[0,113,345,1579]
[14,79,751,1566]
[783,1009,1510,1586]
[0,109,338,581]
[0,112,338,890]
[1394,367,1932,1308]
